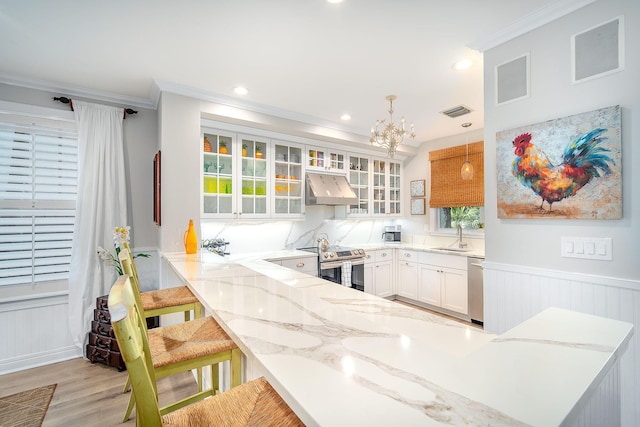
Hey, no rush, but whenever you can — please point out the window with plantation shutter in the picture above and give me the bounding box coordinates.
[0,115,78,288]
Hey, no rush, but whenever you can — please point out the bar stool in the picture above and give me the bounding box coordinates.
[118,251,241,422]
[109,275,304,426]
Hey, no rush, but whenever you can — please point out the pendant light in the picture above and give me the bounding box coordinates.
[460,123,474,180]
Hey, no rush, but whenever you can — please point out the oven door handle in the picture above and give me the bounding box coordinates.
[320,258,365,270]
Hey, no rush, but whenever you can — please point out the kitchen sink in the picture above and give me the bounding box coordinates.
[430,247,472,253]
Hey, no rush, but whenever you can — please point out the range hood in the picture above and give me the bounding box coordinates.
[305,173,358,205]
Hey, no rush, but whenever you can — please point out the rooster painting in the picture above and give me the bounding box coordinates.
[496,105,621,219]
[511,128,615,213]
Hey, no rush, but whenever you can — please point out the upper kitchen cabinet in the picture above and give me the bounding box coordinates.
[347,155,370,216]
[273,141,304,218]
[201,129,269,219]
[372,158,401,216]
[306,146,347,174]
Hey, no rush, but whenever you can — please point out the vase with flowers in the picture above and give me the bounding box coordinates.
[97,226,150,275]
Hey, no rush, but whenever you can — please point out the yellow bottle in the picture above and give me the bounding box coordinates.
[184,219,198,254]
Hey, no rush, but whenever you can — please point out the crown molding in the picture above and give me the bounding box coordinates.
[468,0,597,52]
[152,79,369,138]
[0,73,157,110]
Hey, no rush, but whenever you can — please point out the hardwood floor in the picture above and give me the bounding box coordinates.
[0,358,197,426]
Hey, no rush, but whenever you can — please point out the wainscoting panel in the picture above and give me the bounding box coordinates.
[0,292,81,374]
[484,262,639,427]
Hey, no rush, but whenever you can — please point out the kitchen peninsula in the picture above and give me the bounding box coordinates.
[163,251,632,426]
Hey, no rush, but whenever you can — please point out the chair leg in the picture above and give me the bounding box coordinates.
[196,367,203,392]
[194,302,203,319]
[123,392,135,422]
[211,363,220,394]
[230,348,242,388]
[122,375,131,393]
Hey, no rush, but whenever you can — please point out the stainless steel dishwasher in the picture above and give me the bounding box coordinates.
[467,257,484,326]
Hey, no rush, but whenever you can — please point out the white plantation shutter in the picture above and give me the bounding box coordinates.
[0,119,78,287]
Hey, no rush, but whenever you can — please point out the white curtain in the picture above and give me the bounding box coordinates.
[68,100,127,349]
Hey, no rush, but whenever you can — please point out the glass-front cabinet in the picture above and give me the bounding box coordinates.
[388,160,401,215]
[350,157,401,217]
[347,155,370,216]
[273,142,304,217]
[202,130,269,219]
[239,135,269,216]
[306,146,347,174]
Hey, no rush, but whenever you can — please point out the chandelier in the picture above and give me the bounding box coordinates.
[369,95,415,158]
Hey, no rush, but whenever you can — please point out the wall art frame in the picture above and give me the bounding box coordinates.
[496,105,621,220]
[410,179,425,197]
[410,198,425,215]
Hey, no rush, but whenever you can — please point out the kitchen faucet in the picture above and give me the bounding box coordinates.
[457,224,467,249]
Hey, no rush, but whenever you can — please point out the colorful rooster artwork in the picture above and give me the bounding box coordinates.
[511,128,614,213]
[496,105,622,219]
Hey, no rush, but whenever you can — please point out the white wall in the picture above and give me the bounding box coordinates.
[483,0,638,280]
[482,0,640,425]
[0,84,159,372]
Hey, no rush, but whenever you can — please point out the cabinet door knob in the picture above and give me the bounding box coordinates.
[381,253,387,257]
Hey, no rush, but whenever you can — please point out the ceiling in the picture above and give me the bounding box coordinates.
[0,1,579,146]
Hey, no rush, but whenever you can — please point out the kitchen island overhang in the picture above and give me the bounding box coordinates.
[162,251,633,426]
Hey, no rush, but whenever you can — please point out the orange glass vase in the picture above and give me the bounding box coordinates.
[184,219,198,254]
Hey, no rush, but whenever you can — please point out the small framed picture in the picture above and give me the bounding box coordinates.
[410,198,425,215]
[410,179,425,197]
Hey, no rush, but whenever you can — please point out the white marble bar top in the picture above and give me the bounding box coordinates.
[163,251,632,426]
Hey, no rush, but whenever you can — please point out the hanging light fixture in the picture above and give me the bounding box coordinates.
[460,123,474,180]
[370,95,415,158]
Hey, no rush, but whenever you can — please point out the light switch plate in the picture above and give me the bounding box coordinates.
[561,237,612,260]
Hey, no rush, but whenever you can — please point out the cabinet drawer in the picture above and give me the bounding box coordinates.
[281,256,317,274]
[398,249,417,261]
[418,252,467,270]
[375,249,393,261]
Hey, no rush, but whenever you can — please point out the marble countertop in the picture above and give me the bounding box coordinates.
[163,251,632,426]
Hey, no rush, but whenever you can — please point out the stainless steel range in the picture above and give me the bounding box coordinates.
[299,244,366,291]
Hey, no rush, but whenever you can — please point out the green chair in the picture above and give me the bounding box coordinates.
[117,250,241,422]
[109,275,303,427]
[122,241,202,322]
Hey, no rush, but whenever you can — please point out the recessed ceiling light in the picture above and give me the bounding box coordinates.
[234,86,248,95]
[452,59,473,70]
[327,0,343,3]
[340,114,351,121]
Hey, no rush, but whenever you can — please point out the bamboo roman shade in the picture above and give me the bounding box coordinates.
[429,141,484,208]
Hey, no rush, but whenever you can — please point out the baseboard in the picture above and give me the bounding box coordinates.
[0,345,82,375]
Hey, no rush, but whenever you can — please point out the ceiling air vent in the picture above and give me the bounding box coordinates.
[441,105,472,118]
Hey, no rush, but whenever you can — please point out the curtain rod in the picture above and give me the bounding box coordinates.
[52,96,138,119]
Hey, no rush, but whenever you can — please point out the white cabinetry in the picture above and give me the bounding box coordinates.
[202,130,270,219]
[363,249,393,297]
[347,155,370,216]
[280,256,317,275]
[372,158,401,216]
[397,250,418,300]
[273,142,304,217]
[306,146,346,173]
[417,252,468,315]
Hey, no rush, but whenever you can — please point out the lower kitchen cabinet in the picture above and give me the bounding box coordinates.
[397,250,418,300]
[417,252,468,315]
[364,249,393,297]
[267,255,318,276]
